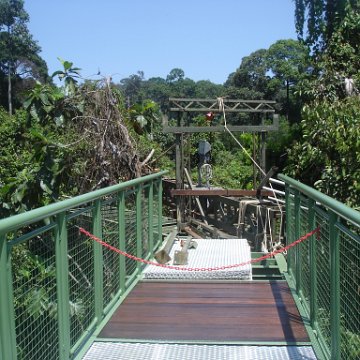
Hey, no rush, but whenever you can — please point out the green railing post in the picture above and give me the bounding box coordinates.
[308,199,318,328]
[157,178,163,247]
[277,174,360,360]
[284,183,292,274]
[0,234,17,360]
[55,213,71,360]
[148,181,154,256]
[0,171,168,360]
[93,200,104,323]
[136,184,143,273]
[329,211,340,360]
[118,191,126,293]
[294,189,301,294]
[118,191,126,294]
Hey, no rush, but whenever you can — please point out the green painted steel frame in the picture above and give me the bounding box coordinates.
[0,171,167,360]
[279,174,360,360]
[56,213,71,360]
[0,233,17,360]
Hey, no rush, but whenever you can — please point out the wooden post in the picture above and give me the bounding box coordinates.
[175,131,182,228]
[175,113,186,229]
[260,131,267,175]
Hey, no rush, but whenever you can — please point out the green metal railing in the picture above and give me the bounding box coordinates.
[279,174,360,360]
[0,171,166,360]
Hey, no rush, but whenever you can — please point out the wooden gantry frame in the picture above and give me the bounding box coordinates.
[164,98,279,227]
[165,97,278,133]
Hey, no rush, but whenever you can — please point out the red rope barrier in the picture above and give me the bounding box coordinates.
[79,226,320,272]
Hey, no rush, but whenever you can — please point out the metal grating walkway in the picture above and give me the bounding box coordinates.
[143,238,252,280]
[82,342,317,360]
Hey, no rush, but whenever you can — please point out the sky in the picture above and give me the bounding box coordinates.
[25,0,298,85]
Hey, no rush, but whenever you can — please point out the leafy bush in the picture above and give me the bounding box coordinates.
[285,97,360,208]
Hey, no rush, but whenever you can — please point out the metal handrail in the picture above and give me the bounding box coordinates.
[0,171,167,360]
[0,171,167,235]
[279,173,360,360]
[278,174,360,228]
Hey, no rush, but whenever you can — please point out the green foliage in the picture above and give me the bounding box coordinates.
[187,120,255,189]
[0,0,48,112]
[142,76,169,111]
[194,80,224,98]
[23,81,65,125]
[120,68,225,113]
[267,39,310,86]
[285,97,360,208]
[52,57,81,95]
[267,117,302,169]
[119,71,145,105]
[128,99,159,137]
[166,68,185,82]
[0,107,82,216]
[296,4,360,102]
[286,3,360,206]
[294,0,358,52]
[342,329,360,359]
[227,49,269,97]
[211,148,254,189]
[0,59,146,211]
[225,40,311,122]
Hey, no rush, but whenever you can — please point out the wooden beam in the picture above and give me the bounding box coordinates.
[184,168,208,225]
[170,189,273,197]
[170,108,275,113]
[164,124,278,134]
[169,98,276,113]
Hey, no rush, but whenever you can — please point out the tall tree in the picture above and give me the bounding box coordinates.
[227,49,269,97]
[267,39,310,120]
[166,68,185,83]
[285,1,360,205]
[294,0,359,51]
[0,0,48,114]
[119,71,145,106]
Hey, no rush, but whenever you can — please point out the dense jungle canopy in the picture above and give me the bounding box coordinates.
[1,0,360,217]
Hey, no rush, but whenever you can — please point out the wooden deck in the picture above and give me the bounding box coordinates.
[99,281,309,343]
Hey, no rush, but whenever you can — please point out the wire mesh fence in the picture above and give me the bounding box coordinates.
[339,225,360,359]
[314,211,331,354]
[281,174,360,360]
[124,193,137,279]
[141,185,150,261]
[101,199,121,308]
[68,213,96,349]
[11,226,59,360]
[0,172,166,360]
[299,196,311,311]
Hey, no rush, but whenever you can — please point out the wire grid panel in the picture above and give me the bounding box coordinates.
[124,193,137,277]
[314,210,331,350]
[11,227,59,360]
[339,226,360,359]
[153,182,161,249]
[143,238,252,280]
[82,342,317,360]
[287,195,296,275]
[101,200,121,307]
[68,216,95,348]
[141,187,150,260]
[299,196,311,310]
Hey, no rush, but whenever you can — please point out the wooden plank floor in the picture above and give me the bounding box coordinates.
[99,281,309,343]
